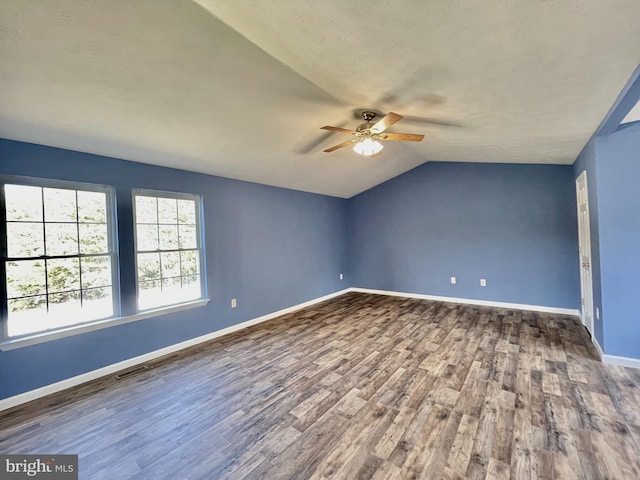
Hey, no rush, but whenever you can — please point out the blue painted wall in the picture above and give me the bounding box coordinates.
[7,133,631,399]
[348,162,580,309]
[0,139,348,399]
[594,123,640,358]
[573,139,605,346]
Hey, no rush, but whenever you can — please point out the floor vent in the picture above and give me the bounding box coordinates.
[114,365,150,380]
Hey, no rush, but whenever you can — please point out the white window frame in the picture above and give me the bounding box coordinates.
[0,175,120,343]
[132,189,206,312]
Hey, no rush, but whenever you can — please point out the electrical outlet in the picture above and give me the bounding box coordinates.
[450,276,456,285]
[231,298,237,308]
[480,279,487,287]
[339,273,344,280]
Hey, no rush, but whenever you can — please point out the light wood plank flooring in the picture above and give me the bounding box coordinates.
[1,292,639,479]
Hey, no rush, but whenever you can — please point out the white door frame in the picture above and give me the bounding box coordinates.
[576,171,595,335]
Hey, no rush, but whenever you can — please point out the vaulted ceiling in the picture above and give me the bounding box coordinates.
[1,1,639,197]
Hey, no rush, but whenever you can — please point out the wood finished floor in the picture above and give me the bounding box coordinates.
[1,293,639,479]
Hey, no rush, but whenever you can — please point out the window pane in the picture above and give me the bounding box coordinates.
[78,191,107,223]
[162,277,182,289]
[82,287,113,319]
[47,258,80,293]
[181,250,200,276]
[178,225,197,249]
[79,223,108,254]
[159,225,179,249]
[137,253,161,282]
[6,260,46,298]
[136,224,158,251]
[7,295,47,337]
[157,198,177,224]
[5,185,43,221]
[135,196,157,223]
[138,280,161,310]
[6,222,44,257]
[182,275,201,301]
[161,252,181,279]
[81,256,112,288]
[44,188,77,222]
[48,291,82,329]
[49,290,80,308]
[3,181,116,338]
[45,223,79,255]
[178,199,196,224]
[134,192,203,311]
[161,277,183,303]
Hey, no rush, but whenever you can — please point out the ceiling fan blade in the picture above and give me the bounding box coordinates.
[321,126,354,134]
[378,132,425,142]
[323,139,354,153]
[370,112,403,134]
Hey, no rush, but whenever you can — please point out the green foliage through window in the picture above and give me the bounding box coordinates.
[2,182,115,337]
[134,192,203,310]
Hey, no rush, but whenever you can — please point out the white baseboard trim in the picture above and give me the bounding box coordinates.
[592,335,605,360]
[0,288,350,412]
[349,287,581,316]
[603,353,640,369]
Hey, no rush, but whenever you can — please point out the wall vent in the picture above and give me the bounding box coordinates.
[114,365,150,380]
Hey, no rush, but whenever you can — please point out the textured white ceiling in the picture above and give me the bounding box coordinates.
[1,1,639,198]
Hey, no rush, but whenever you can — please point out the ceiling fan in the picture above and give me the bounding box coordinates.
[321,111,424,156]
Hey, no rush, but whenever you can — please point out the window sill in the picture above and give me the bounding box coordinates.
[0,299,210,351]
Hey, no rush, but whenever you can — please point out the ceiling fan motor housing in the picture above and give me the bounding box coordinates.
[356,123,374,136]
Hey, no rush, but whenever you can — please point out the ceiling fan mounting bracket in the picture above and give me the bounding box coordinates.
[361,111,377,122]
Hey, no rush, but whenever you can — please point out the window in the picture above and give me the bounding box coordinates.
[133,190,204,310]
[1,178,117,338]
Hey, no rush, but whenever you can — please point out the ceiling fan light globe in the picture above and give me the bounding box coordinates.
[353,138,383,156]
